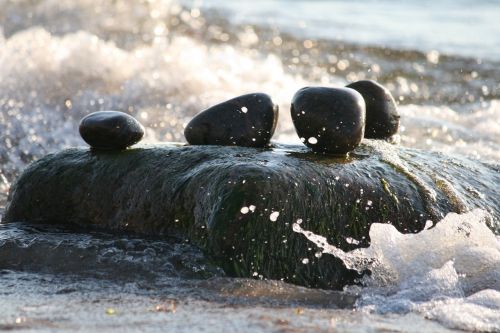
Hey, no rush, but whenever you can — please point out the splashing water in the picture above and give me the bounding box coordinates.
[1,0,500,187]
[294,209,500,331]
[0,26,307,186]
[1,0,500,332]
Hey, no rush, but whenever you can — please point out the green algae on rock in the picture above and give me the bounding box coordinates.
[3,142,499,289]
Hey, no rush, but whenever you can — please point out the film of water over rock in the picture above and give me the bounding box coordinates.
[3,141,499,289]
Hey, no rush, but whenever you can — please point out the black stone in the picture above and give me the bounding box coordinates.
[79,111,145,150]
[4,143,499,289]
[184,93,278,148]
[291,87,365,154]
[346,80,400,139]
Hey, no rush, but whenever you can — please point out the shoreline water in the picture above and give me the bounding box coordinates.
[1,0,499,332]
[186,0,500,62]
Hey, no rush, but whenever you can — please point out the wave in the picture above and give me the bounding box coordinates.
[1,0,499,104]
[0,222,221,280]
[295,209,500,332]
[0,26,307,186]
[0,1,499,332]
[1,209,498,331]
[1,26,499,220]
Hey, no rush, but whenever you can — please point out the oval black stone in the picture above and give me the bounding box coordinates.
[184,93,279,148]
[346,80,400,139]
[291,87,365,154]
[79,111,145,150]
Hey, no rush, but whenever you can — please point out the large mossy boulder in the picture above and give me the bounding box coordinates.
[3,142,499,289]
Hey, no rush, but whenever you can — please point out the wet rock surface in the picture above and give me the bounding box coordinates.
[291,87,366,154]
[346,80,400,139]
[79,111,144,150]
[184,93,278,147]
[3,142,499,289]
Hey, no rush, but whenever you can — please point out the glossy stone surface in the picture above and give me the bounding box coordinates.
[291,87,365,154]
[184,93,278,148]
[346,80,400,139]
[4,143,499,289]
[79,111,145,150]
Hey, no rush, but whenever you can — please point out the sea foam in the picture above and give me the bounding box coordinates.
[0,26,306,186]
[294,209,500,332]
[1,1,499,332]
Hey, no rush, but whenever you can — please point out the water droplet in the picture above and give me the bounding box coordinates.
[424,220,434,230]
[345,237,360,245]
[269,211,280,222]
[106,308,116,315]
[303,40,313,49]
[426,50,440,64]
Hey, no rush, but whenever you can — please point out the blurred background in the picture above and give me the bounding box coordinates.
[1,0,499,194]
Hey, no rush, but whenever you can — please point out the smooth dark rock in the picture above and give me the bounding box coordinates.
[346,80,400,139]
[291,87,365,154]
[184,93,278,147]
[4,142,499,289]
[79,111,144,150]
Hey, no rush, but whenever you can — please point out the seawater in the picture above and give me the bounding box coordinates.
[0,0,499,332]
[191,0,500,61]
[295,210,500,332]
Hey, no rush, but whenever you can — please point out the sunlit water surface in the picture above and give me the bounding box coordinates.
[0,0,499,332]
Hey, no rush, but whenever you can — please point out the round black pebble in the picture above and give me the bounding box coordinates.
[79,111,145,150]
[184,93,278,148]
[346,80,400,139]
[291,87,365,155]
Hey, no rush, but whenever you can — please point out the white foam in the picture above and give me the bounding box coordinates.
[399,102,500,162]
[294,209,500,331]
[0,26,306,183]
[1,1,498,185]
[0,1,499,332]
